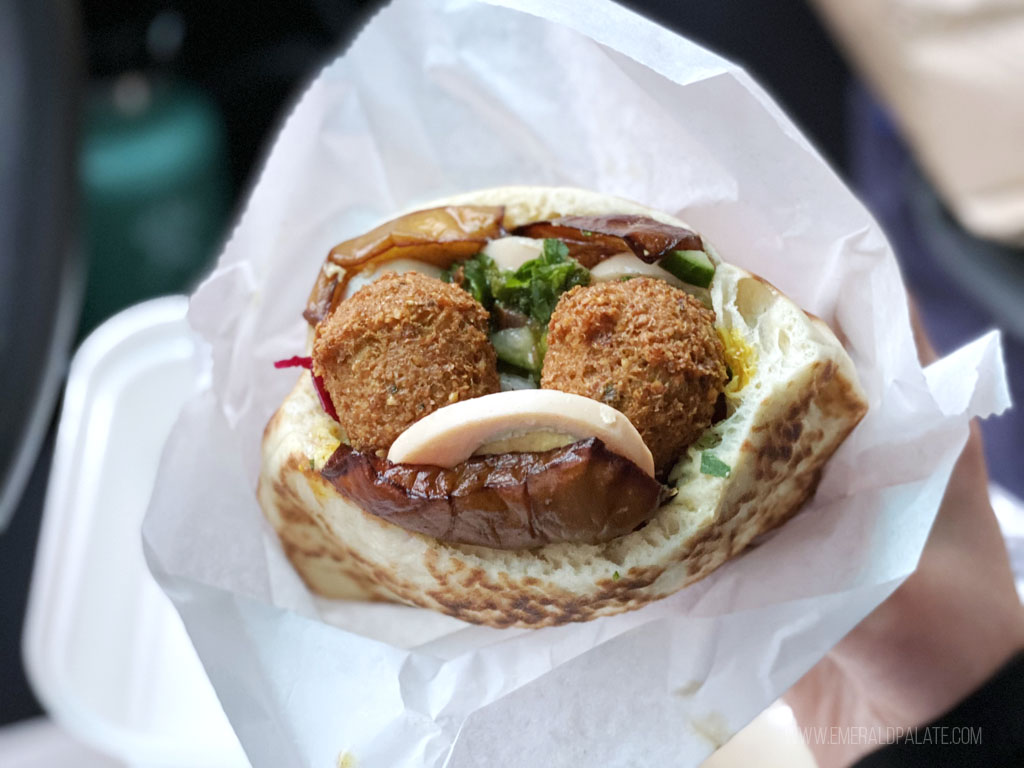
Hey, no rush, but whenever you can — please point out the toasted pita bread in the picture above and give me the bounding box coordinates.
[258,187,868,627]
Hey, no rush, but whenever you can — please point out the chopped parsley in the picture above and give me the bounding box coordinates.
[612,571,621,581]
[700,451,731,478]
[442,252,500,307]
[446,238,589,377]
[493,239,590,326]
[694,431,722,451]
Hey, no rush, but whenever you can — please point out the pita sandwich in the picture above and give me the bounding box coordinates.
[258,187,868,628]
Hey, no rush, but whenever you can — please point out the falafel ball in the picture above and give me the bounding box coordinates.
[313,271,500,453]
[541,277,727,473]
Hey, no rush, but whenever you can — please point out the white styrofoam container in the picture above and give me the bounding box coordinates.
[22,296,249,768]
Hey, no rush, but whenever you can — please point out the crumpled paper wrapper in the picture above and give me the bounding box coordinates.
[142,0,1011,765]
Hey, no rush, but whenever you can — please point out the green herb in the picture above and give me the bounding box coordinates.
[442,253,500,308]
[612,571,620,581]
[543,238,569,261]
[493,239,590,325]
[700,451,731,478]
[309,458,316,471]
[448,241,588,375]
[694,430,721,451]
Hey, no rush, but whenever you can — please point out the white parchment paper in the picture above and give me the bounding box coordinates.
[142,1,1011,765]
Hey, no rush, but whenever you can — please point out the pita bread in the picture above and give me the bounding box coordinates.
[258,187,868,627]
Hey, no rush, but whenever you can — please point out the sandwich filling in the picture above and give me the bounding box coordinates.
[287,205,743,549]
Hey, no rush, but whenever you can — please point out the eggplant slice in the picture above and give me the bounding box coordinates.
[513,214,703,268]
[321,437,663,550]
[304,205,504,325]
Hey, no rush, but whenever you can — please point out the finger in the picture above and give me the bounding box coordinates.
[907,297,939,366]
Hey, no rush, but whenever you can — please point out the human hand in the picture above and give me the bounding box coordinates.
[784,309,1024,767]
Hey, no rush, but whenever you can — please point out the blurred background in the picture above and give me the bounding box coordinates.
[1,0,1021,765]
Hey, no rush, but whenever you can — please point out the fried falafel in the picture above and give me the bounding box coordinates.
[541,277,728,473]
[312,271,500,453]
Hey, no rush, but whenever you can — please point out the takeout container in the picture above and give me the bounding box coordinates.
[22,297,248,768]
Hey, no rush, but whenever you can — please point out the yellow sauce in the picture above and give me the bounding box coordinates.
[719,327,757,398]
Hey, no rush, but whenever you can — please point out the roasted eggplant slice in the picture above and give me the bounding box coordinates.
[321,437,663,549]
[513,214,703,267]
[304,205,504,325]
[303,271,342,326]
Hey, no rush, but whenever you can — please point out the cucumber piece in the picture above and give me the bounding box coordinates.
[499,371,537,391]
[658,249,715,289]
[490,327,538,372]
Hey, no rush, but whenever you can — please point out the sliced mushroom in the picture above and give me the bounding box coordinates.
[304,270,342,326]
[321,438,663,549]
[387,389,656,478]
